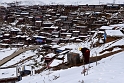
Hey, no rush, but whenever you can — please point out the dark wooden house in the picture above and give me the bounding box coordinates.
[105,4,120,13]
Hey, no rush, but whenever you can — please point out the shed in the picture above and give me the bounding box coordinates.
[59,16,68,21]
[67,52,80,66]
[33,36,46,44]
[105,30,124,42]
[75,26,87,33]
[72,31,80,37]
[35,21,42,27]
[44,53,56,65]
[99,26,114,31]
[0,67,18,83]
[0,44,9,48]
[20,70,31,77]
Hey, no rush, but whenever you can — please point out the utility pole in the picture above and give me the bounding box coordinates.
[99,0,100,5]
[113,0,116,4]
[99,0,102,5]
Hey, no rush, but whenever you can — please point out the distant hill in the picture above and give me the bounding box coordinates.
[0,0,124,6]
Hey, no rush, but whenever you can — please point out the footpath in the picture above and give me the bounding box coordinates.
[0,45,40,67]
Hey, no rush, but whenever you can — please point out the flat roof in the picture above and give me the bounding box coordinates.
[0,68,16,79]
[105,30,124,37]
[100,26,114,30]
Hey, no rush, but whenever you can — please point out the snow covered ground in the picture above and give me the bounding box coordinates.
[0,34,123,82]
[0,0,124,81]
[16,51,124,83]
[0,48,17,60]
[1,50,38,67]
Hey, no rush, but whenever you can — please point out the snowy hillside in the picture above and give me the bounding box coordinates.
[16,33,124,83]
[0,0,124,5]
[9,35,123,83]
[0,29,123,83]
[17,51,124,83]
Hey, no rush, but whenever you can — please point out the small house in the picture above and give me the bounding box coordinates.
[20,11,29,17]
[7,16,15,23]
[0,67,18,83]
[75,26,87,33]
[105,30,124,43]
[94,5,105,12]
[39,32,51,38]
[92,19,108,27]
[60,32,72,38]
[35,21,42,27]
[99,26,114,31]
[110,17,123,24]
[43,26,58,33]
[10,28,21,36]
[42,21,53,27]
[0,6,6,21]
[105,4,120,13]
[0,43,9,48]
[78,35,87,40]
[0,6,6,15]
[54,19,63,26]
[59,16,68,21]
[51,30,60,38]
[16,35,28,42]
[59,38,69,43]
[72,31,80,37]
[11,43,24,48]
[62,21,73,29]
[49,59,63,68]
[46,38,52,44]
[35,16,42,21]
[44,53,56,65]
[3,34,11,39]
[3,39,11,44]
[33,36,46,45]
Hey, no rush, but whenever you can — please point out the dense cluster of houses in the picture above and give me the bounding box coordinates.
[0,3,124,48]
[0,3,124,83]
